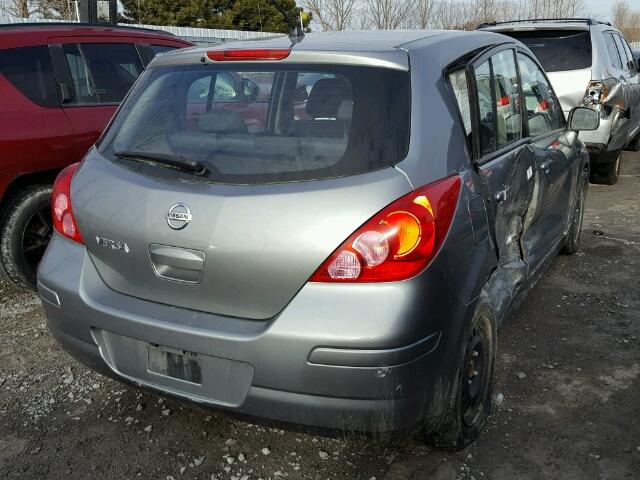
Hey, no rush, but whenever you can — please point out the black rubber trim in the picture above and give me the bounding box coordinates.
[37,280,61,308]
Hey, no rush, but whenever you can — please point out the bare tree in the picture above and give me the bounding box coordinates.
[39,0,78,20]
[363,0,413,29]
[409,0,437,28]
[612,0,640,42]
[471,0,497,24]
[0,0,39,18]
[305,0,589,31]
[303,0,361,31]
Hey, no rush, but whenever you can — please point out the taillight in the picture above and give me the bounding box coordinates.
[310,176,461,283]
[583,79,616,105]
[207,49,290,61]
[52,163,84,245]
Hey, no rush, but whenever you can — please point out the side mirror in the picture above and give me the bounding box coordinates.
[568,106,600,132]
[241,78,260,102]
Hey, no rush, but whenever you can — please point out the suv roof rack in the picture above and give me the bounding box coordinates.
[477,18,611,29]
[0,22,176,37]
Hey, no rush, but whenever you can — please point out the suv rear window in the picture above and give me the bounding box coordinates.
[0,46,58,107]
[98,64,411,184]
[505,30,592,72]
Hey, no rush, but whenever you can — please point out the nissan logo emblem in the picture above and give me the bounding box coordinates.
[166,203,192,230]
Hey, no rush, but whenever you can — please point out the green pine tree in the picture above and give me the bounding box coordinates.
[120,0,311,33]
[222,0,310,33]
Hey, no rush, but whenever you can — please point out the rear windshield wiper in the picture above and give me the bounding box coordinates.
[113,150,208,176]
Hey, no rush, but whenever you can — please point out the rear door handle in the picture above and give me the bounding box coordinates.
[540,160,551,173]
[495,186,509,203]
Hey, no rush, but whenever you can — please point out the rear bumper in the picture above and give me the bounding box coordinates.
[38,234,472,432]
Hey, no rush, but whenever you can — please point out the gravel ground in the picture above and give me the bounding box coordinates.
[1,153,639,480]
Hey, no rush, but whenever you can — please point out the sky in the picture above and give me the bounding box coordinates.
[585,0,640,19]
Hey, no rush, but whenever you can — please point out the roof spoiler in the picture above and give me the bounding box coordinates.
[477,18,611,30]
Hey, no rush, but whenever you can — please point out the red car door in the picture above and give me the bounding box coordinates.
[0,45,76,199]
[48,36,147,157]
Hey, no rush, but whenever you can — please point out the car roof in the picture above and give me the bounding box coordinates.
[151,29,514,70]
[0,22,191,48]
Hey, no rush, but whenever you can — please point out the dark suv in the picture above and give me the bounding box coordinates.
[0,23,191,290]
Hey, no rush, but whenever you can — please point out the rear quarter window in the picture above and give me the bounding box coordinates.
[605,33,623,69]
[506,30,592,72]
[0,46,58,107]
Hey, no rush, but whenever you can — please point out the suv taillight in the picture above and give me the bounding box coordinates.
[584,79,617,105]
[52,163,84,245]
[310,176,461,283]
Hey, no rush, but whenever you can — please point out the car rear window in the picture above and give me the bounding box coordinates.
[98,63,411,185]
[0,46,58,107]
[505,30,592,72]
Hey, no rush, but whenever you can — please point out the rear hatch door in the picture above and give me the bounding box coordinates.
[72,56,413,320]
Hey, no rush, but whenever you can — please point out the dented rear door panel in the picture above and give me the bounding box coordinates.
[478,145,537,322]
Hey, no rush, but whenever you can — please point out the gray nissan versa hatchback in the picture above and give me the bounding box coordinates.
[38,30,599,449]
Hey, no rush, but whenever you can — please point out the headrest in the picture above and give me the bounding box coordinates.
[198,110,248,134]
[305,78,352,119]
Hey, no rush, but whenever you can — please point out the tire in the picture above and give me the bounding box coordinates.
[561,168,588,255]
[427,301,497,451]
[590,151,621,185]
[0,185,53,291]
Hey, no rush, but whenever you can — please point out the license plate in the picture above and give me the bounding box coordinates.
[147,345,202,384]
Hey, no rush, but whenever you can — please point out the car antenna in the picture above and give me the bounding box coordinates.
[269,0,305,44]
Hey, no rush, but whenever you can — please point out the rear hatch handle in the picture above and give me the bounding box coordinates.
[149,244,205,284]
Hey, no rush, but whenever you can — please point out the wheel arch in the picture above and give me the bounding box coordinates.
[0,168,60,223]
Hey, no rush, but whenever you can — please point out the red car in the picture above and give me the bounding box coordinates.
[0,23,191,290]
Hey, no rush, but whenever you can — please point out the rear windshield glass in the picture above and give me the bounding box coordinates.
[98,63,411,184]
[506,30,592,72]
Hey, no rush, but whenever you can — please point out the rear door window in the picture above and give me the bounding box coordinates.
[99,64,411,184]
[0,46,59,107]
[475,60,495,156]
[472,49,522,156]
[619,36,636,70]
[605,33,623,70]
[505,30,592,72]
[491,50,522,150]
[63,44,98,103]
[518,53,565,136]
[614,34,632,70]
[63,43,143,104]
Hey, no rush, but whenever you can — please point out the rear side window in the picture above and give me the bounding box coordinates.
[0,46,58,107]
[63,43,143,104]
[491,50,522,150]
[506,30,592,72]
[605,33,623,69]
[472,49,522,156]
[99,64,411,184]
[518,53,564,136]
[614,34,632,70]
[619,36,636,69]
